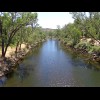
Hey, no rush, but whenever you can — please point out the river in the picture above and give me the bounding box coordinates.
[0,39,100,87]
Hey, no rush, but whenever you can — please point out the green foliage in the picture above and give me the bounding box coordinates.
[1,12,100,57]
[74,41,92,50]
[67,41,73,46]
[0,12,47,57]
[92,46,100,54]
[46,12,100,55]
[74,41,100,54]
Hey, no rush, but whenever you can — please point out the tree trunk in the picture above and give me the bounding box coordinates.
[3,24,23,57]
[0,19,5,58]
[3,46,8,59]
[1,37,5,58]
[19,43,21,50]
[15,41,19,57]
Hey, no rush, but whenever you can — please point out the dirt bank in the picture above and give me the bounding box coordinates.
[59,38,100,63]
[0,39,46,77]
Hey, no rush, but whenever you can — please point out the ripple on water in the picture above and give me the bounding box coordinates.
[3,39,100,87]
[48,78,82,87]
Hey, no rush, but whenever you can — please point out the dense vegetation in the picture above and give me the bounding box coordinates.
[0,12,46,58]
[0,12,100,60]
[0,12,100,77]
[48,12,100,57]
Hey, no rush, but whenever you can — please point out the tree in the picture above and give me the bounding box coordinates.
[0,12,38,58]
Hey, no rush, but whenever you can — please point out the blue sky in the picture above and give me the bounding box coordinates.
[37,12,74,29]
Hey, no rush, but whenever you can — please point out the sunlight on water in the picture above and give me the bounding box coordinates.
[2,39,100,87]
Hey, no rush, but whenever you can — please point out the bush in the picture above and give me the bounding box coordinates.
[92,45,100,54]
[74,41,92,51]
[67,41,73,46]
[74,41,100,54]
[75,41,85,49]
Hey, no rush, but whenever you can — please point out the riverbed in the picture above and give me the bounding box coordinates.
[0,39,100,87]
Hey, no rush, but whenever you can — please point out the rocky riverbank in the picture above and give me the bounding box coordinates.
[0,39,46,77]
[59,39,100,64]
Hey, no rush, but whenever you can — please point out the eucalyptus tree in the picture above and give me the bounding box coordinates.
[70,12,100,42]
[0,12,38,58]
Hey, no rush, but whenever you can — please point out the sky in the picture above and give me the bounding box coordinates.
[37,12,74,29]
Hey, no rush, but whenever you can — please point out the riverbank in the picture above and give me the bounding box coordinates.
[59,38,100,64]
[0,39,46,77]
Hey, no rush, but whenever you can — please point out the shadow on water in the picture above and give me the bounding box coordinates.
[16,66,29,82]
[61,44,100,71]
[0,76,7,87]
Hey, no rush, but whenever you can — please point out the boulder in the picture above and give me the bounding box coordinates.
[22,53,25,56]
[0,71,4,77]
[3,66,9,72]
[93,54,98,59]
[0,63,1,67]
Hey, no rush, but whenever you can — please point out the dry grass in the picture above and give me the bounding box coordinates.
[0,44,26,57]
[80,38,100,46]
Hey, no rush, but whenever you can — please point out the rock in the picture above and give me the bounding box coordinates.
[14,58,18,62]
[94,56,98,59]
[22,54,25,56]
[93,54,98,58]
[0,59,4,67]
[18,55,23,59]
[92,53,100,63]
[3,66,9,72]
[0,67,2,71]
[95,57,100,63]
[93,54,96,56]
[0,58,2,61]
[0,63,1,67]
[0,71,4,77]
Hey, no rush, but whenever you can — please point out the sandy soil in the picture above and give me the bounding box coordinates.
[0,44,26,57]
[80,38,100,46]
[0,38,99,57]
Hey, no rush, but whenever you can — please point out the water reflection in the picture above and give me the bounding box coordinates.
[61,45,100,71]
[0,76,7,87]
[2,39,100,87]
[16,64,33,82]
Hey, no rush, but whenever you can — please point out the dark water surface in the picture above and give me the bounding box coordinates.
[1,39,100,87]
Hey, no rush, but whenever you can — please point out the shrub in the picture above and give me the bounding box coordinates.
[92,45,100,54]
[74,41,92,51]
[74,41,100,55]
[67,41,73,47]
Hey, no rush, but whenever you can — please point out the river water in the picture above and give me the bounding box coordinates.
[0,39,100,87]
